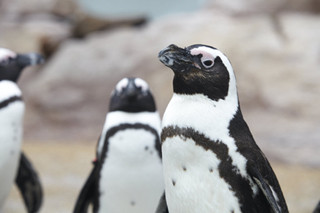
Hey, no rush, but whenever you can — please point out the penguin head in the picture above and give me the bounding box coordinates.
[109,77,157,113]
[0,48,44,82]
[158,44,237,102]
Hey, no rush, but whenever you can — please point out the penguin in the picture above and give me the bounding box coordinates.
[74,77,164,213]
[0,47,44,213]
[156,44,288,213]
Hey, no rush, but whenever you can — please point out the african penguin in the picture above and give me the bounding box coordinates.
[0,47,44,213]
[156,44,288,213]
[74,77,164,213]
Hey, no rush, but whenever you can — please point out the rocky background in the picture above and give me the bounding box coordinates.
[1,0,320,212]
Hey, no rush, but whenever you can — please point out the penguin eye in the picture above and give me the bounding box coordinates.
[201,58,214,69]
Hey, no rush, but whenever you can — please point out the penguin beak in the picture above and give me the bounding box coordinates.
[158,44,193,73]
[16,53,45,67]
[124,81,139,101]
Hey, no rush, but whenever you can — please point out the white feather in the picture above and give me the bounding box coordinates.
[162,93,248,177]
[0,81,24,209]
[134,78,149,92]
[190,46,235,80]
[98,126,163,213]
[97,111,161,157]
[162,136,242,213]
[115,78,129,92]
[0,81,22,102]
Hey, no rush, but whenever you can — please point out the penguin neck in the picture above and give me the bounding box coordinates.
[0,80,22,101]
[96,110,161,159]
[101,111,161,141]
[162,89,239,138]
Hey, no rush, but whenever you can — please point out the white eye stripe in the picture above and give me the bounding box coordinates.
[190,48,215,59]
[0,48,16,62]
[114,78,149,94]
[134,78,149,92]
[190,46,234,73]
[115,78,129,92]
[191,47,215,68]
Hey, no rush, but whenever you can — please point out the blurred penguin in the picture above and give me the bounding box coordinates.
[74,77,164,213]
[0,47,44,213]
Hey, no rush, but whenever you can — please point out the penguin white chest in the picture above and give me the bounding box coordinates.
[0,101,24,207]
[99,129,164,213]
[162,136,242,213]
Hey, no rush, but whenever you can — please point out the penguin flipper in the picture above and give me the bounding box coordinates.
[248,166,281,213]
[155,192,169,213]
[15,152,43,213]
[73,161,99,213]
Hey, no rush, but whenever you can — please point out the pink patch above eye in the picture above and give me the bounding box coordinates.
[190,49,213,59]
[0,48,16,62]
[191,48,215,67]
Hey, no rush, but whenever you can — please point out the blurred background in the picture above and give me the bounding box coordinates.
[1,0,320,212]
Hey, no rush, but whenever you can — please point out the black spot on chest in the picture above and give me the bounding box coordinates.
[161,125,271,212]
[172,179,176,186]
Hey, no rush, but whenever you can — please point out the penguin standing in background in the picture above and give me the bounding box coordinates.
[156,44,288,213]
[0,47,44,213]
[74,77,164,213]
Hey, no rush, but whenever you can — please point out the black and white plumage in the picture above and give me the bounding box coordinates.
[0,47,43,213]
[156,44,288,213]
[74,77,164,213]
[0,48,44,82]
